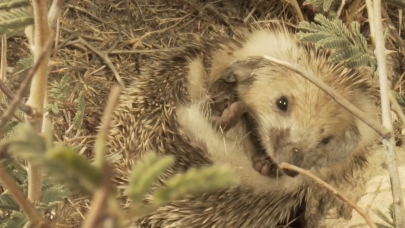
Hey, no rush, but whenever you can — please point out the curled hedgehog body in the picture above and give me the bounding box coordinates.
[107,24,379,228]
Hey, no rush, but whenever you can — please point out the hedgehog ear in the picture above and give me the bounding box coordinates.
[222,56,267,83]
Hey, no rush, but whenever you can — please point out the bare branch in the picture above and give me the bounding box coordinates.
[279,162,378,228]
[26,0,52,204]
[371,1,405,227]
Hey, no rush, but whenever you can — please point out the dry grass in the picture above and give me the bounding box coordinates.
[4,0,405,226]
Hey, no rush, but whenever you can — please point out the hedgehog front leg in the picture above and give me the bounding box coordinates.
[211,97,248,131]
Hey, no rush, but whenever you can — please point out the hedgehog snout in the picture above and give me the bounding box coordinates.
[274,146,304,177]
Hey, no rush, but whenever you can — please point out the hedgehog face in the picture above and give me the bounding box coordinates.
[245,73,361,175]
[221,56,375,178]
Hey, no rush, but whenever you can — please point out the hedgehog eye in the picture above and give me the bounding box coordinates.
[276,96,288,112]
[321,136,333,145]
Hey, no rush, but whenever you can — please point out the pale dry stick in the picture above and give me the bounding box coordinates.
[48,0,64,29]
[262,55,390,139]
[109,47,183,54]
[53,19,60,59]
[372,1,405,227]
[0,38,54,133]
[48,0,64,59]
[390,91,405,127]
[66,4,132,39]
[345,0,363,26]
[365,0,376,47]
[279,162,378,228]
[26,0,52,204]
[336,0,346,19]
[286,0,305,22]
[0,35,6,111]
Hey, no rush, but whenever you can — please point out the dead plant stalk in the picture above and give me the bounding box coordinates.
[371,0,405,227]
[25,0,52,203]
[279,162,378,228]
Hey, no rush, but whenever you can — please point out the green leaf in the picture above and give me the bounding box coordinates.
[373,207,394,227]
[328,46,361,63]
[46,145,102,193]
[38,186,68,211]
[127,152,175,204]
[0,194,19,211]
[344,54,370,68]
[323,0,334,11]
[12,57,33,77]
[73,92,85,130]
[5,123,47,163]
[1,211,27,228]
[0,8,33,36]
[2,121,19,135]
[0,0,31,10]
[319,38,352,49]
[151,164,238,206]
[299,32,330,43]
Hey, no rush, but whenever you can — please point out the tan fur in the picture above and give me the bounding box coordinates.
[106,23,379,228]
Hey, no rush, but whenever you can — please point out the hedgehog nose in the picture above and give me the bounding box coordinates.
[280,147,301,178]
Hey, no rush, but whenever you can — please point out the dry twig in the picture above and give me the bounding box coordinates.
[77,37,125,88]
[0,35,6,110]
[279,162,378,228]
[381,7,405,52]
[371,1,405,227]
[262,55,390,139]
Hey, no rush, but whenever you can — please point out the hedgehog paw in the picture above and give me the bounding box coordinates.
[252,154,280,178]
[211,101,247,131]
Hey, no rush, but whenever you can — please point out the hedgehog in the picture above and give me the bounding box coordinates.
[106,23,379,228]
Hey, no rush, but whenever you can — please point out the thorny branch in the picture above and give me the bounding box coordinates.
[371,0,405,227]
[0,38,54,135]
[26,0,52,204]
[279,162,378,228]
[262,55,391,139]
